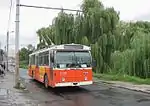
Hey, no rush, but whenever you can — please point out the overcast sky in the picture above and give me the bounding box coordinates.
[0,0,150,56]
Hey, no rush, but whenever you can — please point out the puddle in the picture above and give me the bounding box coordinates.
[0,88,10,96]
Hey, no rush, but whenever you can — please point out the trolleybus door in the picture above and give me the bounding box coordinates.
[35,55,40,81]
[49,50,54,84]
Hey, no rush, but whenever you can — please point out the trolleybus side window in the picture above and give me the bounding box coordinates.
[38,53,43,66]
[43,51,49,66]
[29,55,35,65]
[35,55,38,66]
[37,51,49,66]
[32,55,35,65]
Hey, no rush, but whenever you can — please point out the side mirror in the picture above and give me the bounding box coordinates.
[92,59,96,67]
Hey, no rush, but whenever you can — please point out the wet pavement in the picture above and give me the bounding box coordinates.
[20,69,150,106]
[24,79,150,106]
[0,69,150,106]
[0,72,36,106]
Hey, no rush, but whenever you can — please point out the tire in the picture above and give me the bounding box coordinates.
[44,74,49,88]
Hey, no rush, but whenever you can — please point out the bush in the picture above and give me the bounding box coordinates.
[20,60,28,69]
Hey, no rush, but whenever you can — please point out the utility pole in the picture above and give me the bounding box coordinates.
[14,0,20,88]
[7,31,9,71]
[4,46,6,52]
[0,42,1,49]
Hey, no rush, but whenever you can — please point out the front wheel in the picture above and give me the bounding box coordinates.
[44,75,49,88]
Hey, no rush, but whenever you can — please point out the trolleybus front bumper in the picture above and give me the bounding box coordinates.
[55,81,93,87]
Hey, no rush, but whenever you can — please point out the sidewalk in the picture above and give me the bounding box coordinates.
[0,72,34,106]
[94,77,150,94]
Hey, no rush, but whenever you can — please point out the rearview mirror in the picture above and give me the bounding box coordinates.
[92,59,96,67]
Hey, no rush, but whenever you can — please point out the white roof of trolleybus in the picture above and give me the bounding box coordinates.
[29,43,91,56]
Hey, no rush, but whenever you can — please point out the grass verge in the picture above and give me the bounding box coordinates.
[94,73,150,85]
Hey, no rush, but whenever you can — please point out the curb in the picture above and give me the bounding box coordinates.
[112,85,150,94]
[94,78,150,94]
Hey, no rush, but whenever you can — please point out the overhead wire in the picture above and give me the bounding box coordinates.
[19,4,83,12]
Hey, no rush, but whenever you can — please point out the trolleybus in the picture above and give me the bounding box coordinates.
[28,43,95,88]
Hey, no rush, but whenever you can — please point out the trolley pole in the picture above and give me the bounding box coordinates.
[14,0,20,88]
[6,31,9,71]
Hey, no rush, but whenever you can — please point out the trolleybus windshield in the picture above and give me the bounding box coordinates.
[55,51,91,68]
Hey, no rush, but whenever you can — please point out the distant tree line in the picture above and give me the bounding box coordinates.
[19,44,35,68]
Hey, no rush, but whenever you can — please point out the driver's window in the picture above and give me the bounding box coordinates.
[35,55,38,66]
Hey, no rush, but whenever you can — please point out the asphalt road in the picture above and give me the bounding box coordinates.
[19,69,150,106]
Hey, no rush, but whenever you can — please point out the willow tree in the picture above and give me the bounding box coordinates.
[80,0,119,72]
[36,0,150,79]
[36,0,119,73]
[53,11,75,44]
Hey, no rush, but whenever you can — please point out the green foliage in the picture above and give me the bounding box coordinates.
[20,48,29,62]
[36,0,150,80]
[20,60,28,69]
[19,44,35,68]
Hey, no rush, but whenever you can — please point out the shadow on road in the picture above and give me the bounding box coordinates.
[28,79,89,94]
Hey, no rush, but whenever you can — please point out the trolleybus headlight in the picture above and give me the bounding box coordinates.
[84,77,87,81]
[62,77,65,82]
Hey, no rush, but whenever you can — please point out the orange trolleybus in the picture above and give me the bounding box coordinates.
[28,43,94,88]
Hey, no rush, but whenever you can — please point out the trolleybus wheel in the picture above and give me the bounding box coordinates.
[44,74,49,88]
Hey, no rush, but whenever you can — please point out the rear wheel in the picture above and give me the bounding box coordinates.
[44,74,49,88]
